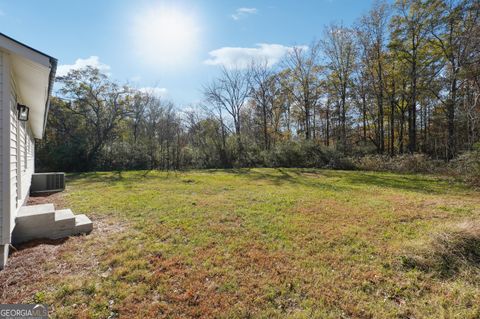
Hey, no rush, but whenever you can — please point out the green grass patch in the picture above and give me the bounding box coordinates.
[20,169,480,318]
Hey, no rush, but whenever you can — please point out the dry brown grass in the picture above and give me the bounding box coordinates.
[0,216,127,304]
[401,220,480,278]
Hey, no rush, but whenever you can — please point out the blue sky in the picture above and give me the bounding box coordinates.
[0,0,379,106]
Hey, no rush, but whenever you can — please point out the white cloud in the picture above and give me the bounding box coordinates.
[231,7,258,20]
[138,87,168,98]
[57,56,111,77]
[204,43,307,69]
[0,10,5,16]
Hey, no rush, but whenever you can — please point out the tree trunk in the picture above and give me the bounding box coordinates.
[341,83,347,149]
[304,99,311,140]
[262,103,269,150]
[378,56,385,154]
[408,41,417,154]
[326,102,330,147]
[362,94,367,143]
[446,78,457,160]
[378,97,384,154]
[390,99,395,156]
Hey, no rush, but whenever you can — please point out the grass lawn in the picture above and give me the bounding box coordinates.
[2,168,480,318]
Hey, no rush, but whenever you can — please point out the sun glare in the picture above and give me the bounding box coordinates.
[131,5,201,69]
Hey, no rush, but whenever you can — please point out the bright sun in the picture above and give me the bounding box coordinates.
[131,5,201,69]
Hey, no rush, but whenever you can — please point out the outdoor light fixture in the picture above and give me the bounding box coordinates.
[17,104,29,121]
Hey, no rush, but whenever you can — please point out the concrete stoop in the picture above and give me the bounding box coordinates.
[12,203,93,244]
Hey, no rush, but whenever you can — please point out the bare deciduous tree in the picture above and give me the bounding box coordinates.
[249,60,279,150]
[281,43,323,140]
[203,66,251,153]
[322,24,357,149]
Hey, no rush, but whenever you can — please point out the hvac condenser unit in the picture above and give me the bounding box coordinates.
[30,172,65,194]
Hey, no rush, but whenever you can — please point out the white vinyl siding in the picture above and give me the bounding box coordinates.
[0,52,3,241]
[8,71,35,231]
[20,124,34,198]
[9,89,18,212]
[20,121,25,173]
[26,126,34,172]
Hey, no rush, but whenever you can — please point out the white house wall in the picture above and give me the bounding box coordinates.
[0,50,11,247]
[9,75,18,233]
[0,51,3,243]
[20,123,34,202]
[8,70,35,235]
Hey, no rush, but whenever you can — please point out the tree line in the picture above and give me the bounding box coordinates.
[37,0,480,172]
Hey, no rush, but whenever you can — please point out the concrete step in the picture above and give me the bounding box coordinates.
[13,204,57,242]
[54,209,76,228]
[16,204,55,223]
[12,204,93,244]
[74,214,93,234]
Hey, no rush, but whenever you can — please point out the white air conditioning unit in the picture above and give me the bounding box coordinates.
[30,172,65,194]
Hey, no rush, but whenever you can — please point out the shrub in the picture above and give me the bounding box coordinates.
[268,141,304,167]
[449,148,480,187]
[352,151,479,187]
[265,141,355,169]
[353,154,444,174]
[401,221,480,278]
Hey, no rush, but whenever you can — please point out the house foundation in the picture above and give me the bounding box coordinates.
[0,244,8,268]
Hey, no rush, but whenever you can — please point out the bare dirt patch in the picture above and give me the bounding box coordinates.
[27,191,67,209]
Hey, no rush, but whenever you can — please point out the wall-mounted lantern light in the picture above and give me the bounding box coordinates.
[17,104,29,121]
